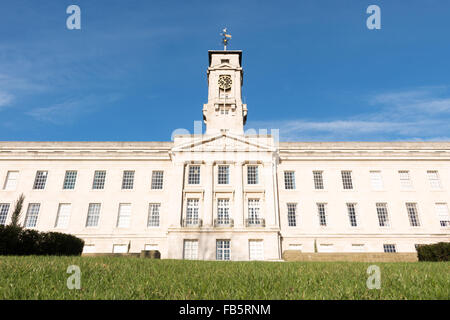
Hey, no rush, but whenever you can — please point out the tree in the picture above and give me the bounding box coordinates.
[10,194,25,228]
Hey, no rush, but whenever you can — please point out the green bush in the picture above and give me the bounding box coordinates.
[417,242,450,261]
[0,225,84,256]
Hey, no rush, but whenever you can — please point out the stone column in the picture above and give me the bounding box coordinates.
[168,161,185,227]
[263,161,276,227]
[203,161,214,227]
[234,161,244,227]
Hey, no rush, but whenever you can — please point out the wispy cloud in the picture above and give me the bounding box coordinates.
[0,91,13,108]
[248,87,450,141]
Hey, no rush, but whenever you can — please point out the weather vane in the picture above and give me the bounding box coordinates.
[221,28,232,50]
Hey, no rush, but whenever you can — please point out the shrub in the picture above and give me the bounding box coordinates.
[0,226,84,256]
[417,242,450,262]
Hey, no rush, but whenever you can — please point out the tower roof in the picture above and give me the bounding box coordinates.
[208,50,242,66]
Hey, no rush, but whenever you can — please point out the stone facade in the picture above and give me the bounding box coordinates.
[0,50,449,260]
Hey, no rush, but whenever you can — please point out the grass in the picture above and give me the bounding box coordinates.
[0,256,448,299]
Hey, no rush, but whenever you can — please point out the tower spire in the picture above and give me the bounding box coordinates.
[220,28,232,50]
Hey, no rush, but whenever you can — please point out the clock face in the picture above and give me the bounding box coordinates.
[218,75,232,90]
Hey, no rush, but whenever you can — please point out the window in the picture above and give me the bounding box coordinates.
[186,199,199,225]
[3,171,19,190]
[86,203,101,227]
[221,59,230,64]
[318,244,334,253]
[144,244,159,251]
[122,171,135,189]
[33,171,48,189]
[383,244,396,253]
[92,170,106,189]
[341,171,353,190]
[347,203,358,227]
[247,165,259,184]
[313,171,324,190]
[435,203,449,227]
[399,170,412,189]
[113,244,128,253]
[406,203,420,227]
[188,165,200,184]
[249,240,264,260]
[183,240,198,260]
[317,203,327,226]
[287,203,297,227]
[370,171,383,190]
[117,203,131,228]
[289,244,302,251]
[151,171,164,189]
[217,199,230,225]
[63,170,77,189]
[247,199,260,225]
[0,203,10,225]
[284,171,296,190]
[376,203,390,227]
[216,240,231,261]
[25,203,40,228]
[218,165,229,184]
[427,171,442,190]
[351,244,365,253]
[148,203,160,227]
[83,245,95,254]
[55,203,71,228]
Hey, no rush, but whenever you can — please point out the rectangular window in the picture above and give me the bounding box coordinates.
[318,244,334,253]
[351,244,365,253]
[313,171,324,190]
[247,165,259,184]
[122,170,135,189]
[406,203,420,227]
[383,244,396,253]
[435,203,450,227]
[249,240,264,260]
[151,171,164,189]
[347,203,358,227]
[218,165,229,184]
[148,203,160,227]
[86,203,101,227]
[113,244,128,254]
[83,245,95,253]
[183,240,198,260]
[0,203,10,225]
[427,171,442,190]
[317,203,327,226]
[55,203,71,228]
[33,171,48,189]
[63,170,77,189]
[247,199,261,225]
[284,171,296,190]
[399,170,412,189]
[376,203,390,227]
[370,171,383,191]
[217,199,230,225]
[3,171,19,190]
[216,240,231,261]
[25,203,40,228]
[341,171,353,190]
[92,170,106,189]
[186,199,199,225]
[287,203,297,227]
[117,203,131,228]
[188,165,200,184]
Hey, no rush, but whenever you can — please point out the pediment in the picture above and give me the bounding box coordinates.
[172,133,275,153]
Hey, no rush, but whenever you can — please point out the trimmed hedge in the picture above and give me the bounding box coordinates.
[416,242,450,262]
[0,225,84,256]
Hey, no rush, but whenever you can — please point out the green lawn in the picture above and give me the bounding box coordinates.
[0,256,448,299]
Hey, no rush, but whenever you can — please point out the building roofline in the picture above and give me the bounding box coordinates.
[208,50,242,66]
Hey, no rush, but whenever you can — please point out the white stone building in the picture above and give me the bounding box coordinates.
[0,49,449,260]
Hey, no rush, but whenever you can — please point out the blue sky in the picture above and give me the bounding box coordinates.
[1,0,450,141]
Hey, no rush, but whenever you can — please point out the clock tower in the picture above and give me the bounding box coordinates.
[203,50,248,135]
